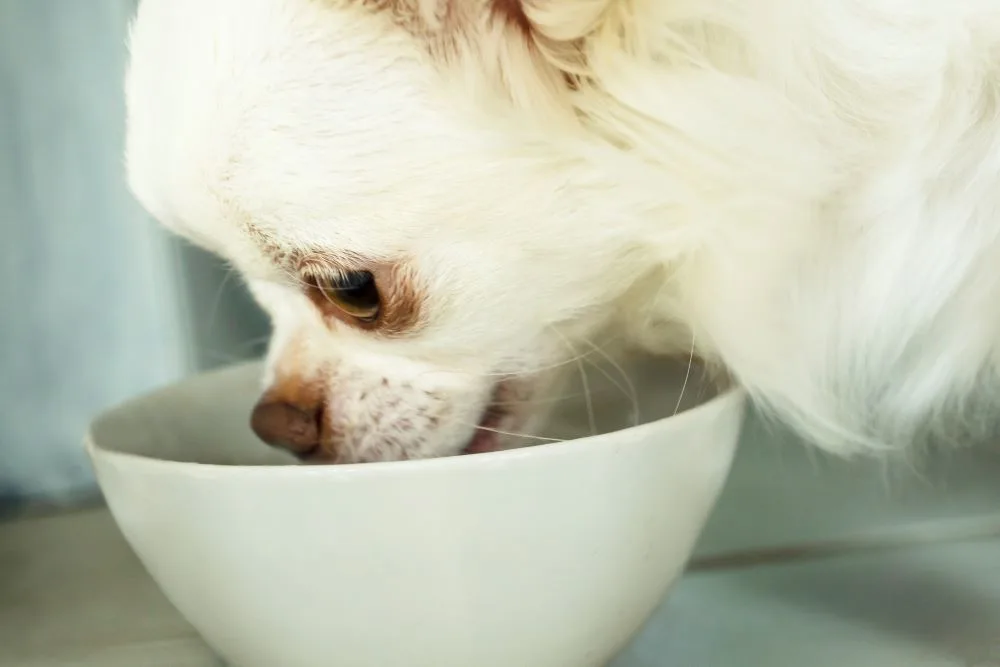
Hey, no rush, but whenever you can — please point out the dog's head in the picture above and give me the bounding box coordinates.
[125,0,675,462]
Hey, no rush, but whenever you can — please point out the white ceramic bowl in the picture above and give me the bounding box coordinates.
[87,358,744,667]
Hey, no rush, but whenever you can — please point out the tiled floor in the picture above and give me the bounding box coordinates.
[0,509,219,667]
[2,362,1000,666]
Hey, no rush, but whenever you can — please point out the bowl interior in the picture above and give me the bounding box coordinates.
[90,353,719,466]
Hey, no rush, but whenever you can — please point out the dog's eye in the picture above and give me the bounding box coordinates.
[314,271,381,322]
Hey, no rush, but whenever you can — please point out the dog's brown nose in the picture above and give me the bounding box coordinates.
[250,399,321,458]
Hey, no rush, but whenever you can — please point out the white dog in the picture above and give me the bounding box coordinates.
[125,0,1000,463]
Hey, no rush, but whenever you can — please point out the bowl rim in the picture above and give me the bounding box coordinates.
[86,375,746,478]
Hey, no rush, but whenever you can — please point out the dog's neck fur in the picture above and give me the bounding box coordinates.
[477,0,1000,454]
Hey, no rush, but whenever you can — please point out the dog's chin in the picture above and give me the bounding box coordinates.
[461,403,512,455]
[461,376,538,456]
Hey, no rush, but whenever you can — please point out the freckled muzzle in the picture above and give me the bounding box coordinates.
[247,374,532,464]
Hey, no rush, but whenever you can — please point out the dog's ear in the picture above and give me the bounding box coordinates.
[363,0,631,117]
[366,0,617,41]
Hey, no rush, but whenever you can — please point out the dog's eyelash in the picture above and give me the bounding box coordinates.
[298,265,351,286]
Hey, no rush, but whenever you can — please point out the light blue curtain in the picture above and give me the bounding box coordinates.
[0,0,190,505]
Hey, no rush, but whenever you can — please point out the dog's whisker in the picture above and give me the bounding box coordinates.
[579,337,641,427]
[551,326,597,437]
[469,425,565,443]
[205,262,237,342]
[673,332,697,416]
[489,390,609,407]
[578,359,597,437]
[582,356,639,426]
[435,412,567,443]
[408,347,605,383]
[497,350,604,377]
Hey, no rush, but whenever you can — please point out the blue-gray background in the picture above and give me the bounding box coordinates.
[0,0,269,508]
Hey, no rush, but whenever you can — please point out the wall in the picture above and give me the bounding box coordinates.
[0,0,191,506]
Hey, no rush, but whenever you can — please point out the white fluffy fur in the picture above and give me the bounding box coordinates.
[126,0,1000,461]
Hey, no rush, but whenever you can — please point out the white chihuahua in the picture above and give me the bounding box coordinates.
[125,0,1000,463]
